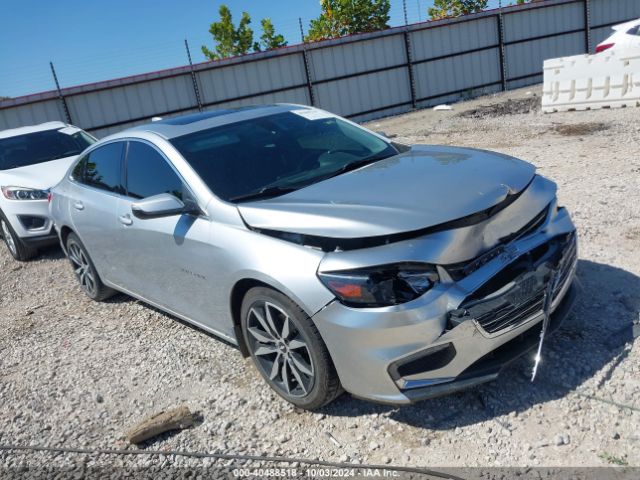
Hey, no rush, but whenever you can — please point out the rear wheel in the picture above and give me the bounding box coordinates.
[241,287,342,410]
[0,213,37,261]
[66,232,114,301]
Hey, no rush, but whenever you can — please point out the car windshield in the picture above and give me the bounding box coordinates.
[0,128,96,170]
[170,111,397,202]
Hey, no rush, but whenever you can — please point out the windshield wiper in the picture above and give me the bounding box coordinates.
[229,185,300,203]
[318,152,394,182]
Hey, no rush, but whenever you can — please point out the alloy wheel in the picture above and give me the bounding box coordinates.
[1,220,17,256]
[67,241,97,296]
[246,301,315,397]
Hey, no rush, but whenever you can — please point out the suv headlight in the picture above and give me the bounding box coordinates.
[1,186,49,200]
[318,263,439,307]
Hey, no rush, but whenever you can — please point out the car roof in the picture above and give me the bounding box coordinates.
[0,121,68,140]
[118,104,313,140]
[613,18,640,31]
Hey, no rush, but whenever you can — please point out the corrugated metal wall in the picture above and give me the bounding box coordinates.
[1,0,639,136]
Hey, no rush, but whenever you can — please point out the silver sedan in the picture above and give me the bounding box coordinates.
[49,105,577,409]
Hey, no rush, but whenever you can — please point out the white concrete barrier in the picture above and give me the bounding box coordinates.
[542,48,640,113]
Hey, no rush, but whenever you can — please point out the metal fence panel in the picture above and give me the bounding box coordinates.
[0,99,66,130]
[66,73,197,130]
[411,16,498,61]
[503,1,585,43]
[414,48,501,101]
[314,67,411,117]
[505,32,585,81]
[309,35,405,82]
[197,54,308,106]
[590,0,640,27]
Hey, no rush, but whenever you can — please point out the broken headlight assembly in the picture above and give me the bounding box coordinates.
[318,263,439,307]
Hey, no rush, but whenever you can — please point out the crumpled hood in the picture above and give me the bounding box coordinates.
[0,155,78,190]
[238,145,536,238]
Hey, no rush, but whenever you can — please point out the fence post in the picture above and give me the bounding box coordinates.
[299,18,316,107]
[49,62,72,124]
[496,13,507,91]
[301,50,316,107]
[184,39,203,112]
[403,30,417,109]
[583,0,592,53]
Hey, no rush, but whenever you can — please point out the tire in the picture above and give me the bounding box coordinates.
[241,287,342,410]
[0,212,37,261]
[65,232,115,301]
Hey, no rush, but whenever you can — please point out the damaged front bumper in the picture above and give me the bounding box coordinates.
[312,203,578,405]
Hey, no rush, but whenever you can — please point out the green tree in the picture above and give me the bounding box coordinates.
[428,0,488,20]
[202,5,254,60]
[306,0,391,42]
[253,18,288,51]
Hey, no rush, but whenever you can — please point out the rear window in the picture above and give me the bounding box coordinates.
[627,25,640,36]
[0,128,95,170]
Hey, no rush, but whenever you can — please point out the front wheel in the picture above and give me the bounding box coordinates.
[66,232,115,301]
[241,287,342,410]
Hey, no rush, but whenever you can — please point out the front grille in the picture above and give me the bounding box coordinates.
[450,232,576,335]
[475,289,546,334]
[445,205,550,281]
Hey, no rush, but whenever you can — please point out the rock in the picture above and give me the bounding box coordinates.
[95,394,103,404]
[369,441,379,450]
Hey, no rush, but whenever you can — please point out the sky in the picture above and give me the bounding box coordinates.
[0,0,502,98]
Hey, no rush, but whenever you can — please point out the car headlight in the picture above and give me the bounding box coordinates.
[318,263,439,307]
[1,186,49,200]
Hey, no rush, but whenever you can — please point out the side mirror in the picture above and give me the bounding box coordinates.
[131,193,199,219]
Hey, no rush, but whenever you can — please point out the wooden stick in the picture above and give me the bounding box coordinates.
[125,406,195,444]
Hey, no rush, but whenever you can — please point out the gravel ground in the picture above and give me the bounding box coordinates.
[1,87,639,473]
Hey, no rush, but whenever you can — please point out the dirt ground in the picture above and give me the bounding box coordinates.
[1,87,639,474]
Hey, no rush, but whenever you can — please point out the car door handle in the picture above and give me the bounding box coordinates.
[73,201,84,211]
[119,214,133,226]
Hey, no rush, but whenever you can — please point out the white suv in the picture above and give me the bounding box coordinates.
[0,121,96,260]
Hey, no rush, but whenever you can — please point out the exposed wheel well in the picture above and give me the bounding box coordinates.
[59,225,73,248]
[230,279,270,357]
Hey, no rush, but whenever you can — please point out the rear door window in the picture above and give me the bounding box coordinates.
[81,142,125,194]
[125,141,184,200]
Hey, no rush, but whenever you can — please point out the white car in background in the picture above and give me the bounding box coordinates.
[596,18,640,53]
[0,121,96,260]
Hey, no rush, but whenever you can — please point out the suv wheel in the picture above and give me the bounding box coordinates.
[241,287,342,410]
[66,232,115,301]
[0,213,36,261]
